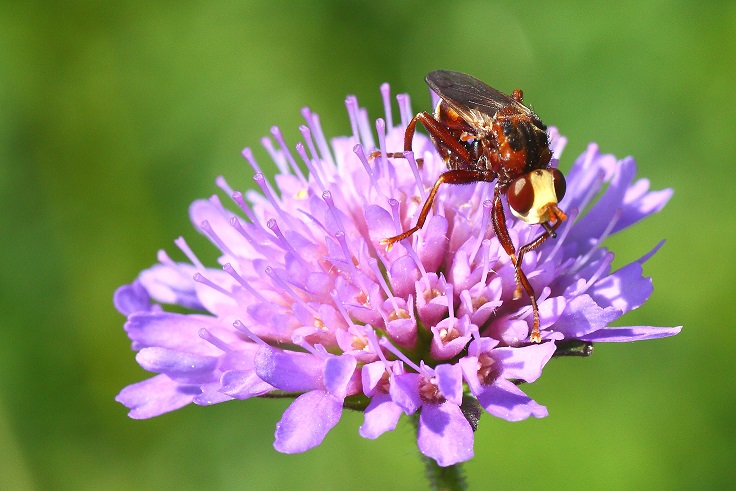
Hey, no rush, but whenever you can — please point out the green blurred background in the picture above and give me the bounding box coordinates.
[1,1,733,489]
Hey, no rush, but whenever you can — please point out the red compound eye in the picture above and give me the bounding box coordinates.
[507,175,534,216]
[551,168,566,201]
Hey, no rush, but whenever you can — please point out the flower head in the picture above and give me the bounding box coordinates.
[115,81,680,467]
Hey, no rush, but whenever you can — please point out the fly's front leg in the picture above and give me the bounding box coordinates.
[381,112,483,249]
[513,219,563,343]
[491,187,542,343]
[382,169,495,248]
[491,186,518,267]
[516,220,563,266]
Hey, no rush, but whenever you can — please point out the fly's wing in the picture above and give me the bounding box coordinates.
[426,70,540,125]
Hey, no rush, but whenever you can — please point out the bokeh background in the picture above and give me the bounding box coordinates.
[2,1,733,489]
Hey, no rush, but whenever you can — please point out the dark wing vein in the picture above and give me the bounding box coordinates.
[426,70,536,123]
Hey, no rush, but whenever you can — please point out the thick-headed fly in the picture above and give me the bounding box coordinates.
[383,70,567,343]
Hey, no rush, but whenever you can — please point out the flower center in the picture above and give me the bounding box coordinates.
[471,294,488,311]
[356,291,371,308]
[438,324,460,343]
[351,335,368,351]
[477,353,501,385]
[419,376,445,404]
[375,371,391,394]
[423,287,443,304]
[388,308,410,321]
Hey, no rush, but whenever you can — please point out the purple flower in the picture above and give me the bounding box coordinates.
[115,81,681,467]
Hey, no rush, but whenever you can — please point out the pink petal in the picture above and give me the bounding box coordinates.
[477,379,548,422]
[116,374,199,419]
[417,402,474,467]
[580,325,682,342]
[273,391,343,453]
[359,393,403,439]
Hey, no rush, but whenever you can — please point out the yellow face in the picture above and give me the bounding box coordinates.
[507,168,566,224]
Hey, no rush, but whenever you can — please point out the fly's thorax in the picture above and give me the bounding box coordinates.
[491,114,551,179]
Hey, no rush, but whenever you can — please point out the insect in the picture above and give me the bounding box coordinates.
[383,70,567,343]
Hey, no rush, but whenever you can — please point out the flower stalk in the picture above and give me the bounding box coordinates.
[414,411,467,491]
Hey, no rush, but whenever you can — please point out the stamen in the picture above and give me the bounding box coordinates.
[375,305,391,331]
[476,352,501,385]
[380,83,393,131]
[572,208,621,273]
[215,176,234,196]
[297,124,316,161]
[253,173,290,224]
[290,331,319,356]
[298,125,328,183]
[334,231,360,276]
[404,151,427,200]
[242,147,273,176]
[260,136,289,175]
[388,198,403,237]
[322,191,346,233]
[198,328,232,353]
[444,281,455,320]
[396,93,413,130]
[368,258,400,314]
[244,149,281,207]
[345,95,361,145]
[387,198,431,291]
[207,195,229,219]
[576,251,615,296]
[637,239,666,265]
[362,326,393,369]
[295,142,325,191]
[479,239,494,286]
[469,200,492,264]
[358,107,375,149]
[577,168,606,212]
[233,195,275,246]
[200,220,237,258]
[271,126,307,184]
[353,144,382,192]
[222,262,268,303]
[301,107,336,170]
[232,320,269,347]
[193,272,232,298]
[228,191,253,222]
[242,148,280,194]
[265,266,317,315]
[228,217,278,260]
[378,336,428,376]
[267,218,309,266]
[545,207,578,262]
[344,325,371,354]
[330,289,356,328]
[157,249,175,266]
[376,118,388,177]
[174,236,205,270]
[407,249,432,296]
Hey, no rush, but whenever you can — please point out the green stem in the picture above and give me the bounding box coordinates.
[411,413,467,491]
